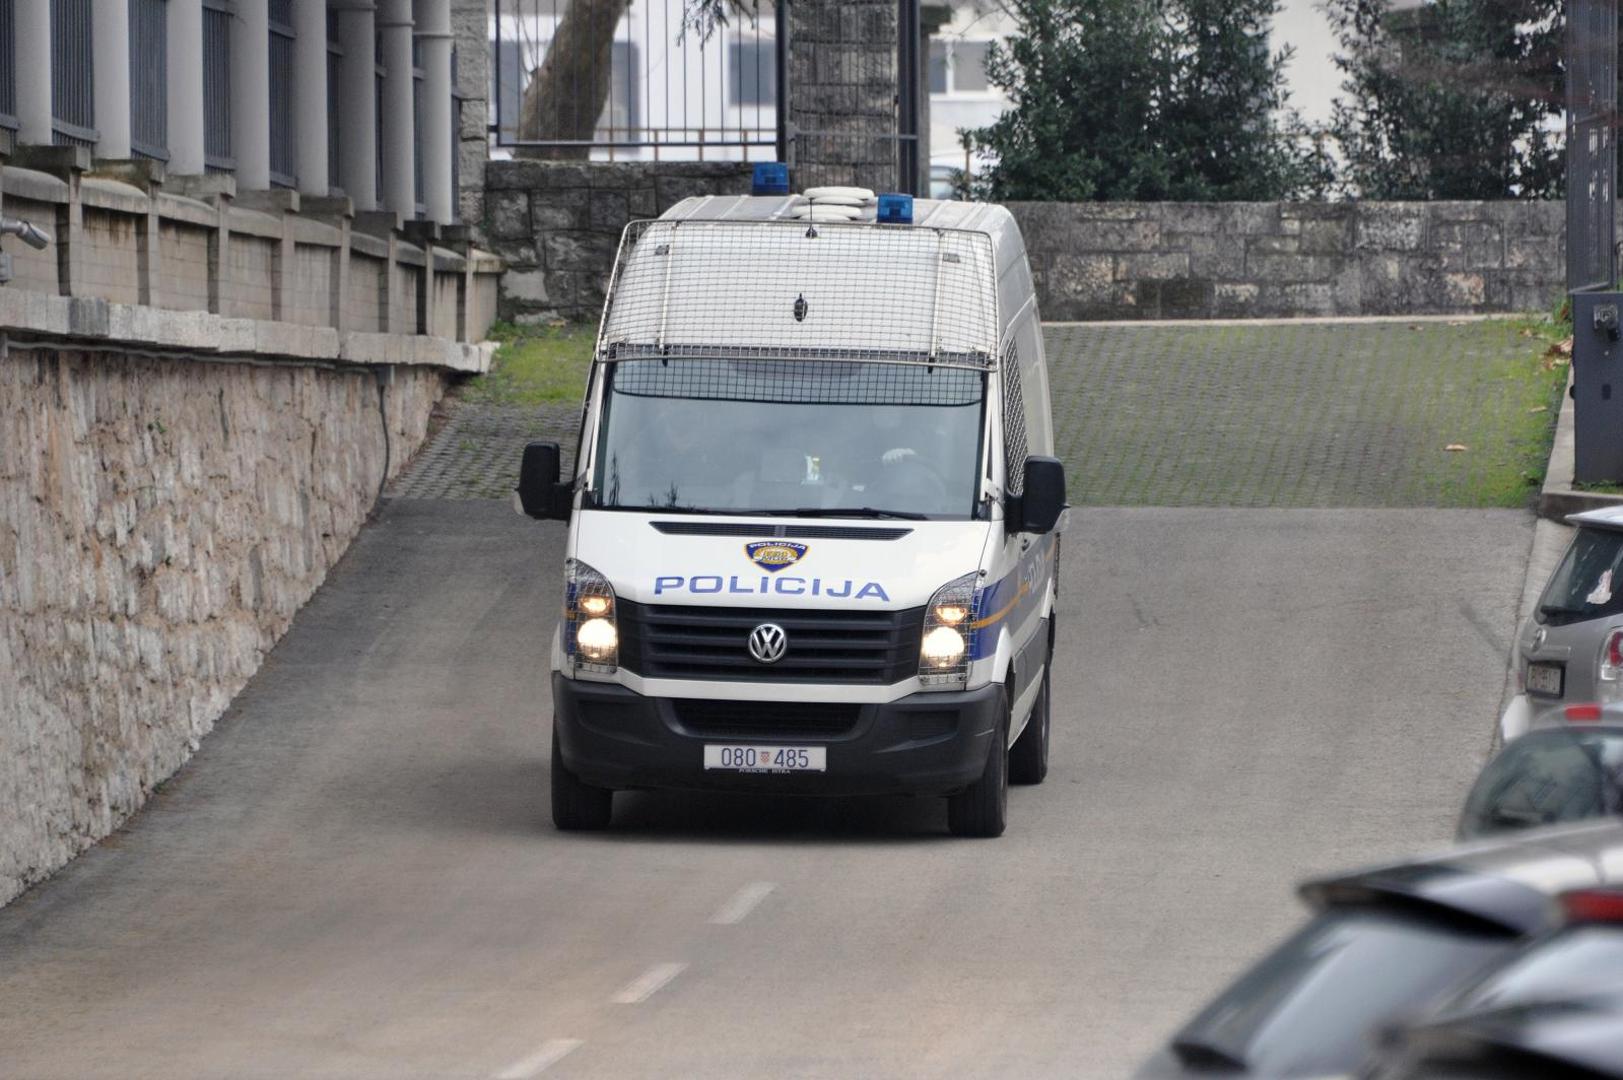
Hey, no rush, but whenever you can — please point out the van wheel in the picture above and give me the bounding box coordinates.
[948,692,1008,838]
[1009,661,1050,785]
[551,728,613,831]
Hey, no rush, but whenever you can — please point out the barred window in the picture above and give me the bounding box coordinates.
[129,0,168,160]
[1001,340,1029,495]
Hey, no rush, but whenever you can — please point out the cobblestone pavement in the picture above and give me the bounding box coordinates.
[394,319,1554,507]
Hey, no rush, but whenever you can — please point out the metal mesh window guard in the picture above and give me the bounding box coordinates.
[609,358,983,408]
[599,219,999,366]
[374,31,384,199]
[202,0,233,171]
[491,0,780,158]
[0,0,17,153]
[449,44,460,220]
[412,38,424,217]
[50,0,96,148]
[1000,339,1028,495]
[268,0,295,186]
[326,11,341,192]
[129,0,168,160]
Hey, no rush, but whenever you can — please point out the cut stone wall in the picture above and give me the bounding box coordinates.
[0,348,445,906]
[485,160,755,323]
[788,0,901,191]
[1012,200,1567,321]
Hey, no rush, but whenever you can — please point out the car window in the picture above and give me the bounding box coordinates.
[1458,730,1623,840]
[1538,528,1623,626]
[1169,908,1512,1076]
[1453,926,1623,1010]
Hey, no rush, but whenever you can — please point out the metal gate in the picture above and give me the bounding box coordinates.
[785,0,920,194]
[1566,0,1623,482]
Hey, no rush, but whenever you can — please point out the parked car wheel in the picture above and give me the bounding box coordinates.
[551,727,613,831]
[1009,659,1050,785]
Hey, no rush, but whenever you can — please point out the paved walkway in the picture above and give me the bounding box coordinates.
[392,319,1555,507]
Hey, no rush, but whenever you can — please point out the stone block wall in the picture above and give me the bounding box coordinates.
[485,160,755,323]
[789,0,902,191]
[1011,200,1568,321]
[0,348,445,906]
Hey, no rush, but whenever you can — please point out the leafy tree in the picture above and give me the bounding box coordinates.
[964,0,1328,201]
[1326,0,1564,199]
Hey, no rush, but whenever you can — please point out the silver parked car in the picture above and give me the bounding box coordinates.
[1504,507,1623,741]
[1458,723,1623,840]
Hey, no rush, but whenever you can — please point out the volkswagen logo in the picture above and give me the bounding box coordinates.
[748,623,788,664]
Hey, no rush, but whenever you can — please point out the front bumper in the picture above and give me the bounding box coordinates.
[552,674,1003,797]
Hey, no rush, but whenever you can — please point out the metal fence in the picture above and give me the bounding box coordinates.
[129,0,168,159]
[0,0,16,154]
[491,0,783,159]
[1568,0,1619,292]
[202,0,233,171]
[412,37,425,216]
[268,0,295,186]
[327,10,342,191]
[50,0,96,147]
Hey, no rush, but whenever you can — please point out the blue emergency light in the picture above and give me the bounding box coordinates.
[752,162,790,196]
[876,193,914,225]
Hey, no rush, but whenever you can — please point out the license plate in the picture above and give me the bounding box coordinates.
[1527,662,1564,697]
[703,745,827,773]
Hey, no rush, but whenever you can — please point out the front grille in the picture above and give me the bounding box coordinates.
[649,521,913,541]
[619,601,925,684]
[671,698,862,738]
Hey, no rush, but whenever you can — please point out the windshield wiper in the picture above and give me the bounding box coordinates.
[1539,603,1589,620]
[742,507,930,521]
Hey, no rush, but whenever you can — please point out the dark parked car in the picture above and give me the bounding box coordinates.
[1364,887,1623,1079]
[1458,723,1623,840]
[1134,822,1623,1078]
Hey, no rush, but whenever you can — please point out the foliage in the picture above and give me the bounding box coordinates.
[459,322,594,406]
[1326,0,1564,199]
[964,0,1330,201]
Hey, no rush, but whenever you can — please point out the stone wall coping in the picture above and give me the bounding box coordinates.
[79,175,153,215]
[350,232,390,259]
[225,205,287,241]
[152,191,220,227]
[288,215,345,247]
[0,287,495,374]
[0,164,70,203]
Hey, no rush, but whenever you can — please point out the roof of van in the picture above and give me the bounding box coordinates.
[594,195,1027,364]
[659,193,1030,277]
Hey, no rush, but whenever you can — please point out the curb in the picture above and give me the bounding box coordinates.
[1537,367,1623,521]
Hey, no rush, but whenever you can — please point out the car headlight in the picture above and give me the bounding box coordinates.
[919,572,977,689]
[565,558,618,674]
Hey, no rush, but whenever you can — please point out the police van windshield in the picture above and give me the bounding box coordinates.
[588,358,986,519]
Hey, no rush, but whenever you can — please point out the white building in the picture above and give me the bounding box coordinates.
[0,0,464,222]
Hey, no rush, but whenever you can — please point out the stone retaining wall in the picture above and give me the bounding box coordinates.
[0,348,444,906]
[1013,201,1567,321]
[487,159,1569,324]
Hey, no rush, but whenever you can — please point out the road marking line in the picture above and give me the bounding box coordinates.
[709,881,776,925]
[494,1038,583,1079]
[611,962,687,1005]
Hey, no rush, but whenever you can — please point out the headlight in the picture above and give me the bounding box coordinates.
[919,572,978,689]
[565,558,618,674]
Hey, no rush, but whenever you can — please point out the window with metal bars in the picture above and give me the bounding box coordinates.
[1001,340,1029,495]
[202,0,233,171]
[448,44,460,221]
[374,30,383,200]
[129,0,168,160]
[326,10,341,192]
[0,0,17,153]
[268,0,295,186]
[50,0,96,147]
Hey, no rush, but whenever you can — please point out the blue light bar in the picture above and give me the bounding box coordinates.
[876,193,914,225]
[752,162,790,196]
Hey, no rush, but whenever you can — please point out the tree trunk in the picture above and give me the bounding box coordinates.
[517,0,632,160]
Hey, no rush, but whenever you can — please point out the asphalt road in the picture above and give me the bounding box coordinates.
[0,500,1533,1078]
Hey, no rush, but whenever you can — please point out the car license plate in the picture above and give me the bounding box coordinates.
[1527,662,1564,697]
[703,745,826,773]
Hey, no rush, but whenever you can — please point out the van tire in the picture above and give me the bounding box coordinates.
[948,693,1008,838]
[551,728,613,831]
[1009,661,1050,785]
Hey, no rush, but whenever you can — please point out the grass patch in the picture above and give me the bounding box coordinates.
[458,321,594,406]
[1462,315,1571,507]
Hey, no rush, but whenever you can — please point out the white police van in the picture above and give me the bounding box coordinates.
[517,167,1065,837]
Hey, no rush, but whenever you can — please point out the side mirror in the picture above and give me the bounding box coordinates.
[1017,456,1066,534]
[516,441,573,521]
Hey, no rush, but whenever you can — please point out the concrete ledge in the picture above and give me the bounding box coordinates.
[0,289,493,374]
[1537,368,1623,519]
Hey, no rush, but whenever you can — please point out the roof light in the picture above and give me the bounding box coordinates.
[1561,888,1623,924]
[876,193,913,225]
[752,162,790,196]
[1566,703,1604,723]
